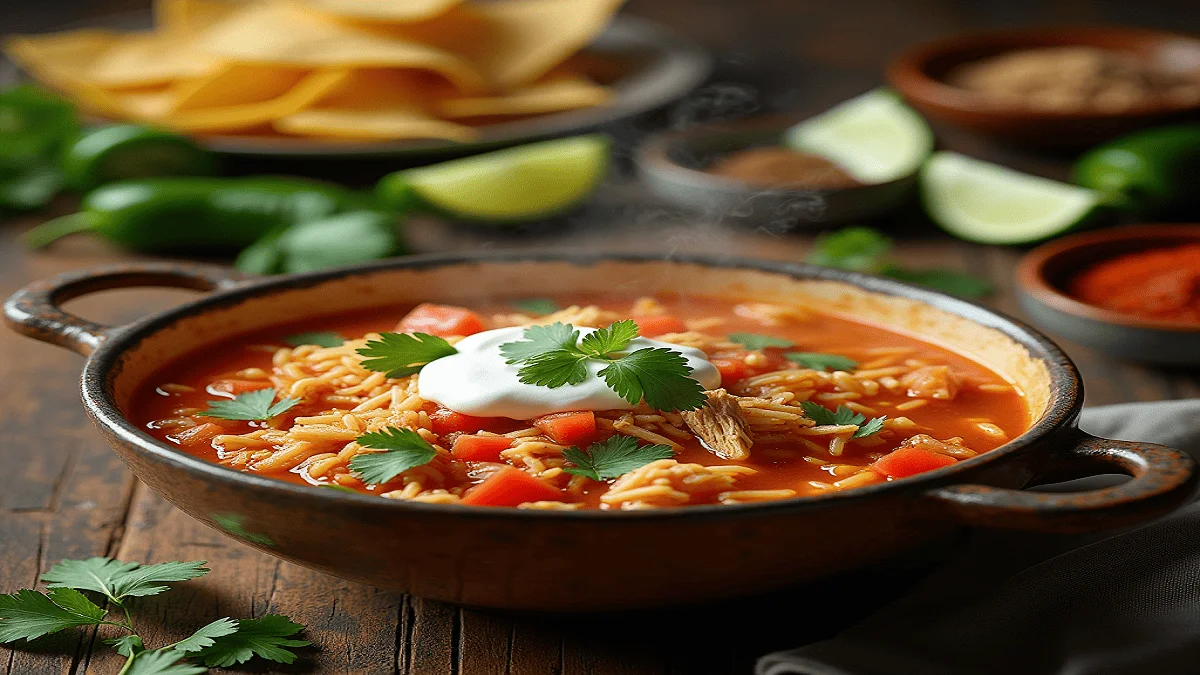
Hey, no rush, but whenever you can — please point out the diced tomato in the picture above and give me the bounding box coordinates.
[633,315,686,337]
[870,446,957,479]
[208,379,272,397]
[451,435,514,462]
[533,411,597,446]
[171,423,224,448]
[461,466,564,507]
[710,357,753,386]
[397,303,485,337]
[430,408,502,435]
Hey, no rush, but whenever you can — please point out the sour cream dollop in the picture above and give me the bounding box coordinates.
[417,326,721,419]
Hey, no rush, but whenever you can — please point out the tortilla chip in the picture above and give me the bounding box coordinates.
[172,63,311,111]
[454,0,624,89]
[196,2,487,93]
[3,30,121,90]
[154,0,245,35]
[437,73,611,118]
[274,69,476,141]
[300,0,464,23]
[86,31,221,88]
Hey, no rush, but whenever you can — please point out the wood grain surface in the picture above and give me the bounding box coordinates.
[3,0,1200,673]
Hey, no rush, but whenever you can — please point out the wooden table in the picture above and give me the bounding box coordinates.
[4,1,1200,673]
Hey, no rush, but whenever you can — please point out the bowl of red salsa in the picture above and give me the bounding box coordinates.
[1017,224,1200,365]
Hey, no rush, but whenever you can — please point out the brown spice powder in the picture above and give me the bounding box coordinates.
[706,147,862,189]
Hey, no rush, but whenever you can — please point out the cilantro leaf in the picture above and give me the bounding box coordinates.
[42,558,209,603]
[284,331,345,348]
[107,634,145,657]
[499,322,579,363]
[784,352,858,371]
[320,484,359,493]
[579,319,638,357]
[883,266,994,298]
[514,350,591,388]
[357,332,458,378]
[172,617,239,654]
[197,388,300,422]
[800,402,885,438]
[599,347,707,412]
[853,416,887,438]
[806,226,891,273]
[123,648,208,675]
[349,427,438,485]
[191,614,310,668]
[729,333,795,350]
[563,435,675,481]
[511,298,559,315]
[0,588,106,643]
[800,401,863,426]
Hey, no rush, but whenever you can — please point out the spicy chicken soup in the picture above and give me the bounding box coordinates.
[135,295,1028,510]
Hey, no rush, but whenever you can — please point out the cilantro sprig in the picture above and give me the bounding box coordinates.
[563,435,675,481]
[807,226,993,298]
[0,557,310,673]
[728,333,795,350]
[785,352,859,372]
[357,332,457,378]
[800,401,886,438]
[198,388,300,421]
[284,331,345,348]
[499,321,707,412]
[348,426,439,485]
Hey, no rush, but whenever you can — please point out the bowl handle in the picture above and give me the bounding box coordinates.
[3,262,247,356]
[919,432,1197,533]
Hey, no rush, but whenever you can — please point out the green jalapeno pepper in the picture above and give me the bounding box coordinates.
[1074,124,1200,215]
[22,177,370,253]
[0,85,78,211]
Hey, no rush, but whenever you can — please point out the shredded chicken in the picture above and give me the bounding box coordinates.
[681,389,754,460]
[899,365,960,400]
[898,434,976,459]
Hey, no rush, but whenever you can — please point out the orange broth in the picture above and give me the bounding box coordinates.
[133,294,1029,508]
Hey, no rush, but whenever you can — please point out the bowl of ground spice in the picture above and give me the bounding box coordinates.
[636,115,920,228]
[1017,224,1200,365]
[888,27,1200,146]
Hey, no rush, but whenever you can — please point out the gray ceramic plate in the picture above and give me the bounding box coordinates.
[635,116,918,228]
[7,14,712,160]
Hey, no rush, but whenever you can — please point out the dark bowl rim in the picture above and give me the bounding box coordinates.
[1016,223,1200,333]
[634,115,915,197]
[886,24,1200,121]
[82,251,1082,521]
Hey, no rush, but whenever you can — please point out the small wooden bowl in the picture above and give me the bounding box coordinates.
[635,117,917,228]
[1016,224,1200,365]
[887,27,1200,147]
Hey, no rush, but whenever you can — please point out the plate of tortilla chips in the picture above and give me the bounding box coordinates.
[3,0,710,157]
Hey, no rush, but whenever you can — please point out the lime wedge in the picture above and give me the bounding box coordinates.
[783,89,933,184]
[377,135,609,221]
[921,152,1101,244]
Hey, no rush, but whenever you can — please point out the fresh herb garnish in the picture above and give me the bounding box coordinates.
[0,557,310,672]
[198,388,300,421]
[284,331,345,348]
[511,298,559,315]
[500,321,707,412]
[784,352,859,371]
[806,226,993,298]
[357,332,458,378]
[800,401,886,438]
[562,435,675,481]
[729,333,795,350]
[348,427,439,485]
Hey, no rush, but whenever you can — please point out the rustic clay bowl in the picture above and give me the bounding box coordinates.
[1017,224,1200,365]
[887,26,1200,147]
[5,253,1196,611]
[636,117,917,227]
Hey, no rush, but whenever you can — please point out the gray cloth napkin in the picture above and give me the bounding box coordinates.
[758,399,1200,675]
